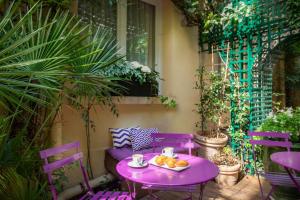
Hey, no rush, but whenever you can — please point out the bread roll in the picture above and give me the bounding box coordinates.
[175,160,189,167]
[166,159,176,168]
[155,155,167,166]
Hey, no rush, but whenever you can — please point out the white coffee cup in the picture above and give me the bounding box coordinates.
[132,154,144,166]
[162,147,174,157]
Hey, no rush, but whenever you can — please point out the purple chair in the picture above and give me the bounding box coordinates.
[143,133,199,199]
[151,133,196,156]
[249,131,300,200]
[40,141,132,200]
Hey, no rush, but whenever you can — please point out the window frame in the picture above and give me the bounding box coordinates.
[117,0,162,94]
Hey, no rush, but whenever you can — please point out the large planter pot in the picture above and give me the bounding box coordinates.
[113,80,158,97]
[215,163,241,187]
[195,132,228,159]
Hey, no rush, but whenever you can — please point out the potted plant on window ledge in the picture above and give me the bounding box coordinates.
[104,61,159,97]
[194,65,230,158]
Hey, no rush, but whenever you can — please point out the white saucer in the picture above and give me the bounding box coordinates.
[128,161,148,168]
[161,153,178,158]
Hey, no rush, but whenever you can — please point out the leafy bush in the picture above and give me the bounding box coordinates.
[210,146,239,166]
[258,107,300,143]
[103,61,160,85]
[195,66,230,135]
[0,1,124,196]
[204,2,260,39]
[0,168,48,200]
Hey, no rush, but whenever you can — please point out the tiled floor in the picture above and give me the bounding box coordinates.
[141,175,272,200]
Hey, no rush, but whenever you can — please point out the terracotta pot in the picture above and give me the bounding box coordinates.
[195,132,228,159]
[215,163,241,187]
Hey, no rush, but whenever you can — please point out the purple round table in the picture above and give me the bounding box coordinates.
[271,151,300,191]
[116,153,219,199]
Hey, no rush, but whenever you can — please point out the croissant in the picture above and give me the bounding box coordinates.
[175,160,189,167]
[165,157,176,164]
[166,159,176,168]
[155,155,167,166]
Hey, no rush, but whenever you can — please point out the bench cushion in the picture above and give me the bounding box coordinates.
[130,128,158,151]
[109,126,140,148]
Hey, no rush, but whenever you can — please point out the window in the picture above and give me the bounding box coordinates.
[78,0,117,37]
[78,0,160,70]
[126,0,155,68]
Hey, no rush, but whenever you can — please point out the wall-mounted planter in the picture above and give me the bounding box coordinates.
[113,80,158,97]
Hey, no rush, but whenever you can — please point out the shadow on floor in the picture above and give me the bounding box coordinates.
[140,175,299,200]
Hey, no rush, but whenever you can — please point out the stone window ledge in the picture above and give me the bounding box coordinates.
[112,96,161,105]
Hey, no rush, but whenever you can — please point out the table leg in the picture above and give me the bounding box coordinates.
[125,180,137,199]
[284,167,300,192]
[198,183,205,200]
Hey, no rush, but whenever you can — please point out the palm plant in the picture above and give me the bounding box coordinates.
[0,168,48,200]
[68,27,123,178]
[0,1,123,197]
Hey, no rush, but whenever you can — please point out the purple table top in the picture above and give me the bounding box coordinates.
[116,153,219,186]
[271,151,300,171]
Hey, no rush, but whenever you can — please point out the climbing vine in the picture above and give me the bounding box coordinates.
[204,1,260,39]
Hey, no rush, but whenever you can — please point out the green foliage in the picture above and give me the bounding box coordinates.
[258,107,300,143]
[0,1,123,196]
[159,96,177,109]
[103,61,160,85]
[229,73,252,172]
[286,0,300,29]
[285,41,300,85]
[195,66,230,134]
[171,0,224,26]
[16,0,72,8]
[204,2,260,39]
[210,146,239,166]
[0,168,48,200]
[52,163,78,193]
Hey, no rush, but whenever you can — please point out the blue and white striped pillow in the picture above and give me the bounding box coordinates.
[130,128,158,151]
[109,127,140,148]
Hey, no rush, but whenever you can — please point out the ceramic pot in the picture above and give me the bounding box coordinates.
[215,163,241,187]
[195,132,228,159]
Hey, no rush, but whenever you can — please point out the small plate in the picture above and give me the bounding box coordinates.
[128,161,148,168]
[161,153,178,158]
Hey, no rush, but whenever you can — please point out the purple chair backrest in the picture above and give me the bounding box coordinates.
[40,141,92,200]
[249,131,292,163]
[249,131,292,150]
[152,133,194,155]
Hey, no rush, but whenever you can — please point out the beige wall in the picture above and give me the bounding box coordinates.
[53,0,211,187]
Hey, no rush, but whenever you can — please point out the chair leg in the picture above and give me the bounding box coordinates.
[254,173,264,200]
[264,185,275,200]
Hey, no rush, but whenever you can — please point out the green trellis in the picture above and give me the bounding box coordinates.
[201,0,300,173]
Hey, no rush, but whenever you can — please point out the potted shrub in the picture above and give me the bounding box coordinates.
[194,66,230,158]
[103,61,160,97]
[258,107,300,146]
[257,107,300,171]
[211,146,241,187]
